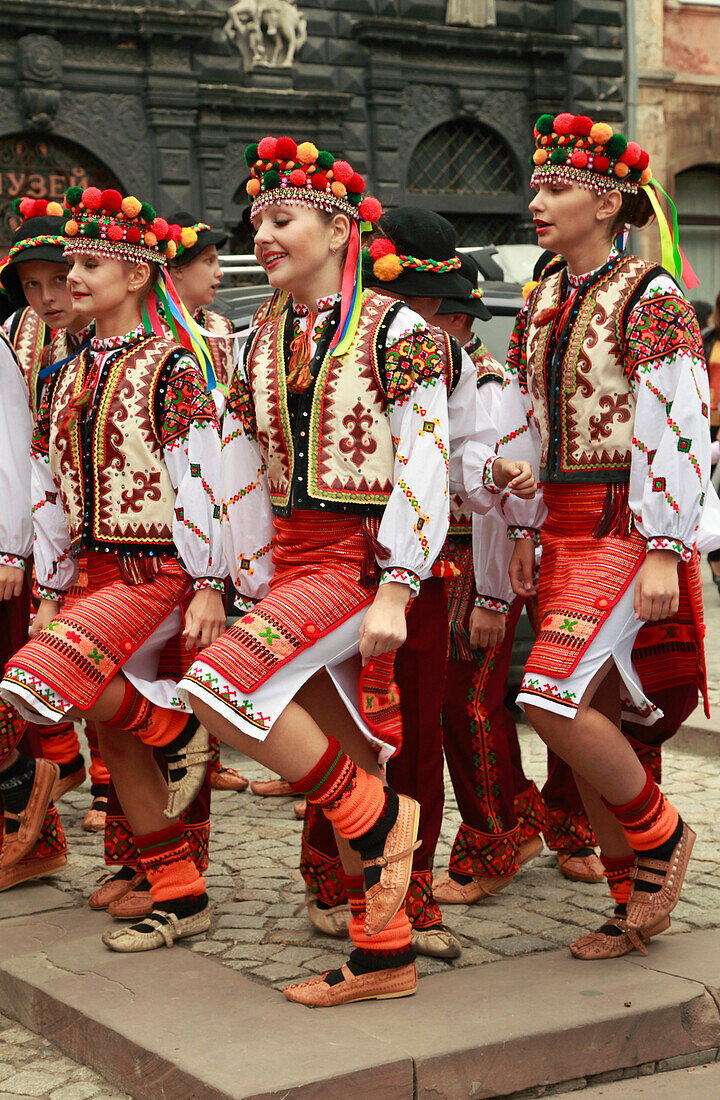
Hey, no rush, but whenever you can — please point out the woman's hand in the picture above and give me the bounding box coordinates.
[0,565,24,602]
[29,598,61,637]
[359,582,410,664]
[492,458,536,499]
[183,589,227,650]
[469,607,506,649]
[509,539,537,598]
[633,550,680,622]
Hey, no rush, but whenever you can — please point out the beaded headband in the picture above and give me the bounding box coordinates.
[366,237,461,282]
[530,113,651,195]
[62,186,182,266]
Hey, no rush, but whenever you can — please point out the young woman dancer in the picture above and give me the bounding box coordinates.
[482,112,709,957]
[0,186,226,951]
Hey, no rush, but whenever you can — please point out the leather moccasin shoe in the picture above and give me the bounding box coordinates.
[283,962,417,1006]
[0,852,67,892]
[0,759,59,869]
[570,914,670,959]
[626,822,696,932]
[163,724,212,820]
[108,887,153,921]
[557,851,605,883]
[210,767,249,792]
[305,892,350,938]
[519,835,543,866]
[363,795,420,936]
[249,778,293,797]
[411,923,462,959]
[433,870,514,904]
[88,870,145,910]
[294,800,307,820]
[52,763,87,802]
[102,905,211,952]
[82,796,107,833]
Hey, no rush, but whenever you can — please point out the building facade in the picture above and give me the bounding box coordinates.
[1,0,628,256]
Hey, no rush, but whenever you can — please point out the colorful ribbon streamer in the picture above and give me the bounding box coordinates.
[143,269,218,391]
[642,180,700,290]
[329,219,372,358]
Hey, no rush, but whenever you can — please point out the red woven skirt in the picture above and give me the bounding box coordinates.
[6,553,190,711]
[525,484,646,680]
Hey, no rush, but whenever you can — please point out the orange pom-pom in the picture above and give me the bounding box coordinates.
[121,196,142,218]
[46,201,64,217]
[589,122,613,145]
[65,220,79,237]
[246,178,261,197]
[144,232,157,247]
[640,167,652,186]
[373,254,403,281]
[614,162,630,178]
[533,148,548,165]
[296,141,319,165]
[166,240,177,259]
[331,181,347,198]
[180,227,197,248]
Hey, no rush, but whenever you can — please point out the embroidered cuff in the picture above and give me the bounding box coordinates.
[508,525,541,545]
[36,584,65,601]
[0,553,26,570]
[483,455,502,495]
[193,577,226,593]
[646,536,692,563]
[474,594,510,615]
[379,568,421,598]
[234,593,257,614]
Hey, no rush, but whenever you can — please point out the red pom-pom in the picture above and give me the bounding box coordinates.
[572,115,594,137]
[152,217,169,241]
[18,197,35,217]
[593,155,610,173]
[311,172,329,191]
[32,199,48,218]
[276,136,297,159]
[82,187,103,211]
[288,168,307,187]
[126,226,142,244]
[359,197,382,222]
[570,149,588,168]
[167,223,183,243]
[100,189,122,212]
[332,160,354,185]
[348,172,365,194]
[369,238,396,260]
[107,225,124,241]
[553,112,575,135]
[257,136,277,160]
[619,141,641,167]
[636,149,650,170]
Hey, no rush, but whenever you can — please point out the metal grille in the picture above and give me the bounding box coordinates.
[407,120,519,196]
[444,213,534,247]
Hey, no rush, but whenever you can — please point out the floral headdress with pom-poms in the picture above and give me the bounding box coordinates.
[62,186,181,266]
[244,136,383,356]
[530,112,698,289]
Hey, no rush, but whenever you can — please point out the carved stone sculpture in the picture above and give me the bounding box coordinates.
[223,0,307,70]
[17,35,63,130]
[445,0,496,28]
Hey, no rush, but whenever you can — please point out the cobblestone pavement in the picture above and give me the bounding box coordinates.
[0,1011,128,1099]
[27,574,720,995]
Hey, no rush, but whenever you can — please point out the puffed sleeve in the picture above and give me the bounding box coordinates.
[626,275,711,560]
[374,310,450,593]
[221,344,275,605]
[472,506,516,615]
[161,355,227,590]
[0,335,33,569]
[448,353,502,514]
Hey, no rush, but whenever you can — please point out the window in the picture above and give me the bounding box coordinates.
[675,165,720,301]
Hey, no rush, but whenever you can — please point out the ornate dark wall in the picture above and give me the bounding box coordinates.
[0,0,626,247]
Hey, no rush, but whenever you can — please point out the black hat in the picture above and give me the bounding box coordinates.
[0,215,69,306]
[167,211,228,266]
[364,208,474,299]
[434,253,492,322]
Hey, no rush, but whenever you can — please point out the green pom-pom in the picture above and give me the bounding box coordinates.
[84,220,100,238]
[361,246,373,279]
[11,197,22,215]
[549,147,566,165]
[606,134,628,158]
[245,143,259,167]
[535,114,555,136]
[263,169,281,190]
[158,239,168,253]
[65,186,83,207]
[347,190,362,205]
[628,167,642,183]
[140,203,156,223]
[317,150,334,170]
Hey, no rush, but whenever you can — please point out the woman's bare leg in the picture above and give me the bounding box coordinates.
[96,725,169,836]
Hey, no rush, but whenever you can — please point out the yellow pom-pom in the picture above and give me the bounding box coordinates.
[521,279,538,302]
[331,181,347,198]
[373,254,403,282]
[532,149,548,165]
[640,166,652,186]
[589,122,613,146]
[246,178,261,197]
[144,232,157,247]
[296,141,319,165]
[614,162,630,178]
[166,240,177,259]
[180,227,198,248]
[65,219,79,237]
[121,196,142,218]
[46,201,64,216]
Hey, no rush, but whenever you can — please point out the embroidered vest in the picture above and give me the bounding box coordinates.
[526,255,660,483]
[246,290,451,516]
[197,308,233,388]
[49,335,181,556]
[9,307,48,417]
[449,339,504,535]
